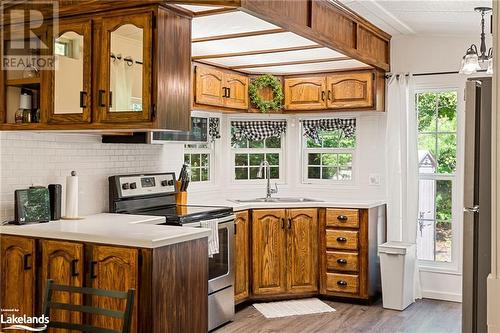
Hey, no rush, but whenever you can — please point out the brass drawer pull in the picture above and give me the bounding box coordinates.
[337,215,348,221]
[337,258,347,265]
[337,280,348,286]
[336,237,347,242]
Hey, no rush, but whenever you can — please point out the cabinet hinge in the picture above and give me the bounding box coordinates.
[151,104,156,120]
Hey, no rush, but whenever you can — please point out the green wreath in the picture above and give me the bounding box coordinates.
[249,74,283,113]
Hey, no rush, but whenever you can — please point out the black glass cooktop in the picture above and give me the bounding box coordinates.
[135,205,233,225]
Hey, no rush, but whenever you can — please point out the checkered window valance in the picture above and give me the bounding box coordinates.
[301,118,356,144]
[209,117,221,142]
[231,120,287,141]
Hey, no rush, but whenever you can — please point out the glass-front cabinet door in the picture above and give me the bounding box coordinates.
[98,13,152,123]
[49,20,92,124]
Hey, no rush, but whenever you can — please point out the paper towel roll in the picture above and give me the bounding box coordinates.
[64,171,79,219]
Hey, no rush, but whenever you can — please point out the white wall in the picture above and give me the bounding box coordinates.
[390,34,492,302]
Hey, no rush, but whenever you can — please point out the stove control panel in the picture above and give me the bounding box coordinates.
[112,173,176,198]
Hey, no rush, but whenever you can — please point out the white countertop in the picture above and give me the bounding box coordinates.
[0,213,211,249]
[189,197,386,211]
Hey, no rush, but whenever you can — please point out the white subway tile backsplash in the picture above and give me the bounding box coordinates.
[0,132,171,222]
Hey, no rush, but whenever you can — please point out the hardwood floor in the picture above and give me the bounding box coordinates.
[215,299,461,333]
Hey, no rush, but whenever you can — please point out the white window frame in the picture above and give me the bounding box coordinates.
[300,118,357,185]
[229,119,286,184]
[414,85,463,274]
[184,142,214,185]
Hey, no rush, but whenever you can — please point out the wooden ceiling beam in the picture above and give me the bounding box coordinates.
[229,56,352,69]
[193,7,239,17]
[192,44,322,60]
[192,28,285,43]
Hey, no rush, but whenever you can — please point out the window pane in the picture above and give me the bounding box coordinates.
[338,133,356,148]
[235,154,248,166]
[232,137,247,148]
[266,153,279,165]
[270,167,279,179]
[308,153,321,165]
[418,179,436,220]
[437,134,456,174]
[322,167,336,180]
[321,153,336,166]
[339,167,352,180]
[417,92,438,132]
[191,154,200,167]
[307,139,321,148]
[266,136,281,148]
[249,167,260,179]
[436,180,452,221]
[435,220,452,262]
[201,168,209,181]
[321,131,340,148]
[308,167,320,179]
[184,154,190,163]
[191,168,201,182]
[249,139,264,148]
[235,168,248,180]
[201,154,209,167]
[437,92,458,132]
[338,154,352,167]
[249,153,264,166]
[417,219,435,261]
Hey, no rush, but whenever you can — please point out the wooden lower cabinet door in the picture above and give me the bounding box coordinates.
[0,236,36,318]
[234,210,250,302]
[90,245,138,333]
[286,209,318,293]
[252,209,287,295]
[41,240,84,333]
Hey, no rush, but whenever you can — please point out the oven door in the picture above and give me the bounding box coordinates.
[185,215,234,294]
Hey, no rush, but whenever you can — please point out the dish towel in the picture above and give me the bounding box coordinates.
[201,219,219,257]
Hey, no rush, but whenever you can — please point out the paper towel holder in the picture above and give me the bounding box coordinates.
[62,170,84,220]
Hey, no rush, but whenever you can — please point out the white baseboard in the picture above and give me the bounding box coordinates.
[421,290,462,303]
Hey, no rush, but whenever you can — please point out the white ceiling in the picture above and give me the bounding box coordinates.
[339,0,493,36]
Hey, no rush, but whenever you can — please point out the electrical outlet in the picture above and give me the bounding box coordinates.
[369,173,381,186]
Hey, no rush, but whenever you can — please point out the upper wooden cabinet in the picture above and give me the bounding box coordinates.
[194,65,249,110]
[252,208,318,296]
[284,76,327,110]
[284,70,378,111]
[0,235,36,318]
[234,210,250,303]
[0,4,191,131]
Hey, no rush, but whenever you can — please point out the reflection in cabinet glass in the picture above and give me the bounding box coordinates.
[55,32,84,114]
[109,24,143,113]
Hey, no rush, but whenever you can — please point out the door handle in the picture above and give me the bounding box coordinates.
[90,261,98,279]
[23,254,32,270]
[337,215,348,221]
[222,87,227,98]
[234,223,237,235]
[321,91,325,101]
[337,280,348,286]
[336,237,347,242]
[79,91,87,108]
[109,91,113,108]
[98,90,106,107]
[288,217,292,229]
[464,205,480,213]
[337,258,347,265]
[71,259,79,277]
[281,217,285,229]
[328,90,332,100]
[227,87,231,98]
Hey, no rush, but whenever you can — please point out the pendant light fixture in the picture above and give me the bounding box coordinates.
[459,7,493,75]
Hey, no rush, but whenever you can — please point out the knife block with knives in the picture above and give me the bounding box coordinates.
[176,163,189,205]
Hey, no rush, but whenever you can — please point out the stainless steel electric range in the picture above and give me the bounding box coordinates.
[109,172,235,331]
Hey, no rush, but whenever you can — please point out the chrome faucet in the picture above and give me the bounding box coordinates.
[257,160,278,199]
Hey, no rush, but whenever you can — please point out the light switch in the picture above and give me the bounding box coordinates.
[369,173,381,185]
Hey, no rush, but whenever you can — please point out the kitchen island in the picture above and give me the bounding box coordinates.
[0,213,211,333]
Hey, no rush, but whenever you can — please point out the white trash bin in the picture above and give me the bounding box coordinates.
[378,241,416,310]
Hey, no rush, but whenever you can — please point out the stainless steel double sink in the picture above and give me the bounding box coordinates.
[233,197,322,203]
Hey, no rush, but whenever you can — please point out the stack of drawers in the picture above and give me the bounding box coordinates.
[322,208,364,296]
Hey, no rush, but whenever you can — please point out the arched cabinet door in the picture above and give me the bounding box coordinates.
[49,19,92,124]
[252,209,287,296]
[223,73,249,110]
[195,66,224,107]
[284,76,327,110]
[98,12,153,123]
[0,236,36,318]
[234,210,250,303]
[326,72,374,109]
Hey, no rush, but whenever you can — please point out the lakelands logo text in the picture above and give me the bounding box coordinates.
[1,312,49,332]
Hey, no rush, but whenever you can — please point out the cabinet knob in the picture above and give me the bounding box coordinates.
[281,217,286,229]
[337,258,347,265]
[336,237,347,242]
[337,215,348,221]
[337,280,348,286]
